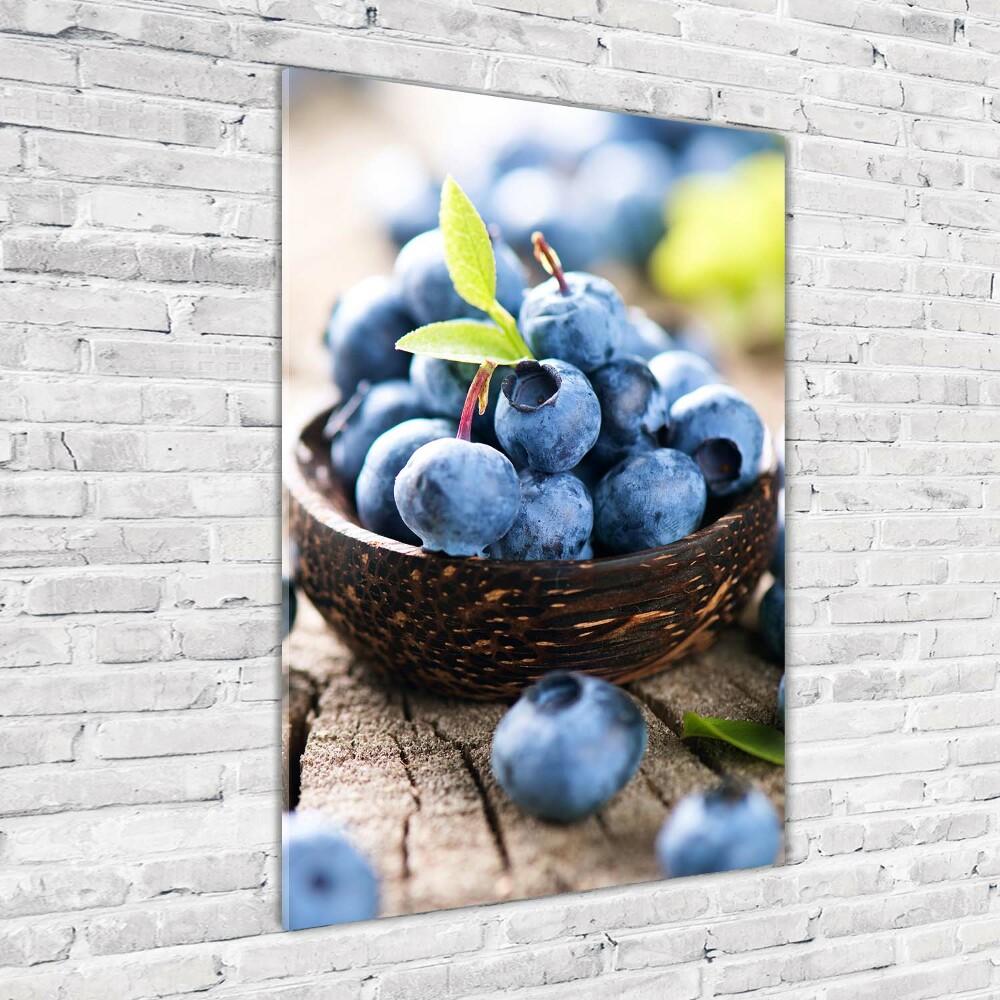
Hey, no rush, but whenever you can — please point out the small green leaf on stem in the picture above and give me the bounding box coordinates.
[396,321,528,366]
[681,712,784,765]
[440,175,496,313]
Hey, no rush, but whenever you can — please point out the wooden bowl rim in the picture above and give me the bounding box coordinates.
[285,405,777,574]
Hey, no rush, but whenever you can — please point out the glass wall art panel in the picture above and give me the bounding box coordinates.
[281,70,786,929]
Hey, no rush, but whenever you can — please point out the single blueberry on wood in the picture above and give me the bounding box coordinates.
[669,384,765,498]
[593,448,707,555]
[518,234,627,373]
[589,354,669,467]
[489,469,593,561]
[648,349,722,411]
[324,276,415,398]
[356,417,457,545]
[656,779,781,877]
[491,671,647,823]
[393,227,526,326]
[282,811,379,929]
[494,359,601,474]
[327,380,426,488]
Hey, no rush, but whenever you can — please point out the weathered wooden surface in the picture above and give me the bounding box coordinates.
[284,598,784,918]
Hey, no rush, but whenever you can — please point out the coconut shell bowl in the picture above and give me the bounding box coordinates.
[286,406,779,701]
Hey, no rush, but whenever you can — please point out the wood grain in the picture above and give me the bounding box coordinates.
[285,601,784,917]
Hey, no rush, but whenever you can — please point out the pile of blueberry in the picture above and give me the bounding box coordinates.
[324,225,770,564]
[279,177,788,930]
[369,113,777,276]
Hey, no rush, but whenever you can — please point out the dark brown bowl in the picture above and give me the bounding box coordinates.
[287,406,778,700]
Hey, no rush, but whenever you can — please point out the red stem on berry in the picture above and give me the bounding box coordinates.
[531,231,570,296]
[457,361,497,442]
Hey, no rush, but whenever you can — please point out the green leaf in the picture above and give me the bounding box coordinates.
[681,713,784,765]
[396,320,529,366]
[439,175,496,313]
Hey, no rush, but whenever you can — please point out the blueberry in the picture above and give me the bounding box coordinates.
[672,320,721,369]
[519,272,627,373]
[656,779,781,877]
[394,438,520,557]
[489,470,593,561]
[494,359,601,474]
[678,126,778,176]
[669,385,765,498]
[770,489,785,579]
[281,811,379,929]
[589,355,669,467]
[393,228,526,327]
[777,675,786,729]
[324,277,415,398]
[572,140,675,264]
[491,671,647,823]
[648,349,721,411]
[759,579,784,663]
[619,307,675,361]
[356,418,457,544]
[281,575,297,639]
[485,166,596,272]
[611,113,697,151]
[593,449,707,555]
[569,453,607,495]
[364,149,440,247]
[328,380,426,487]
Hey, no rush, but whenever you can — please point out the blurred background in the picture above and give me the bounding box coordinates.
[282,71,785,442]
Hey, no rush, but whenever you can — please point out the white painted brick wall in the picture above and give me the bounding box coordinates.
[1,0,998,996]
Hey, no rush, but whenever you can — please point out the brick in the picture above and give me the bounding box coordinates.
[188,292,279,338]
[94,473,277,519]
[0,625,72,666]
[24,573,162,614]
[0,477,85,516]
[94,707,274,758]
[94,620,176,663]
[0,81,228,146]
[33,132,274,195]
[0,668,218,720]
[140,384,228,426]
[90,338,278,382]
[0,281,168,331]
[80,48,274,107]
[231,387,278,426]
[176,615,278,659]
[0,36,77,86]
[0,719,79,768]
